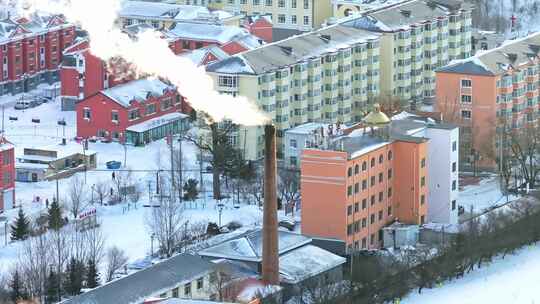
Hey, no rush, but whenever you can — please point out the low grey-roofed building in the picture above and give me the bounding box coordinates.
[63,254,215,304]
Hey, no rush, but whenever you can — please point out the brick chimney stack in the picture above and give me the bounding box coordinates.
[262,124,279,285]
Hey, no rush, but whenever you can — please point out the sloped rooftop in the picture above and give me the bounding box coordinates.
[438,32,540,75]
[198,229,311,262]
[207,24,378,75]
[101,78,175,107]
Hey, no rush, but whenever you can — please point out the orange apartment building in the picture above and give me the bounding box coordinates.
[301,108,430,251]
[436,32,540,169]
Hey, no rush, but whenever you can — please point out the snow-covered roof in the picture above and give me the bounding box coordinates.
[286,122,328,135]
[18,142,96,162]
[166,22,248,44]
[126,112,188,133]
[101,78,175,108]
[119,1,210,21]
[0,13,71,44]
[279,245,346,284]
[437,31,540,75]
[340,0,470,33]
[63,253,213,304]
[207,24,378,75]
[198,229,311,262]
[179,45,230,66]
[0,136,14,152]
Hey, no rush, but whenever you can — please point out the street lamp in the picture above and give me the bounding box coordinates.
[217,201,225,227]
[150,233,156,257]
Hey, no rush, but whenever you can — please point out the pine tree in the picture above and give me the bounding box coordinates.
[45,269,60,304]
[10,208,30,241]
[48,198,63,230]
[183,179,199,201]
[85,259,100,289]
[9,270,27,302]
[64,258,84,296]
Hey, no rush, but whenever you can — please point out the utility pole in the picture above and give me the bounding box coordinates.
[178,135,183,203]
[169,134,175,201]
[199,141,205,204]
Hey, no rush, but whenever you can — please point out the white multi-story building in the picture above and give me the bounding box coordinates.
[391,112,459,224]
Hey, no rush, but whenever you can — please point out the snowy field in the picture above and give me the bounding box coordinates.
[402,243,540,304]
[458,175,519,214]
[0,99,265,273]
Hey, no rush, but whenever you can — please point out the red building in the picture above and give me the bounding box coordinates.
[76,78,190,145]
[0,136,15,212]
[0,14,75,95]
[60,39,133,111]
[243,15,273,43]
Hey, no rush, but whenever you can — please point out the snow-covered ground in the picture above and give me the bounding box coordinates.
[0,98,266,273]
[402,243,540,304]
[458,175,519,214]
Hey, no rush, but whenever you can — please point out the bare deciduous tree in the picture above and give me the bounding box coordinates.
[278,167,301,214]
[93,180,109,206]
[66,175,88,218]
[145,192,188,257]
[104,246,128,283]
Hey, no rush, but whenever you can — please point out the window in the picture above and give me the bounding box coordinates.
[3,171,11,185]
[146,103,156,115]
[362,237,367,248]
[290,139,297,148]
[362,161,367,171]
[452,200,456,210]
[388,206,392,216]
[161,98,172,111]
[370,214,375,224]
[370,195,375,206]
[348,167,352,177]
[421,215,425,225]
[378,210,383,221]
[461,79,471,87]
[151,20,159,29]
[347,224,353,235]
[452,141,457,151]
[388,187,392,198]
[461,95,472,103]
[172,288,179,298]
[278,0,285,7]
[290,156,297,166]
[111,111,119,122]
[348,205,352,215]
[354,183,359,193]
[291,0,296,8]
[253,0,260,5]
[347,186,352,196]
[182,41,190,49]
[370,176,375,186]
[388,150,393,160]
[218,75,238,87]
[354,164,359,174]
[197,278,204,290]
[354,202,359,213]
[370,158,375,167]
[83,108,91,120]
[278,14,286,23]
[265,0,272,5]
[362,180,367,190]
[452,180,457,190]
[461,110,472,119]
[388,169,393,179]
[303,16,309,25]
[379,172,383,183]
[421,195,425,205]
[304,0,309,8]
[195,42,203,49]
[452,162,457,172]
[421,176,426,187]
[128,109,140,120]
[362,199,367,209]
[184,283,191,296]
[378,191,383,202]
[291,15,297,24]
[421,158,426,168]
[3,151,10,165]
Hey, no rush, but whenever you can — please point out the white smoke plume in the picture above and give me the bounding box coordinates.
[14,0,269,126]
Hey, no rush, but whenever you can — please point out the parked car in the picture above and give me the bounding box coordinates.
[106,161,122,170]
[14,100,32,110]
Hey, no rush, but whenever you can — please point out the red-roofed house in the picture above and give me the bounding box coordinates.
[243,15,273,43]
